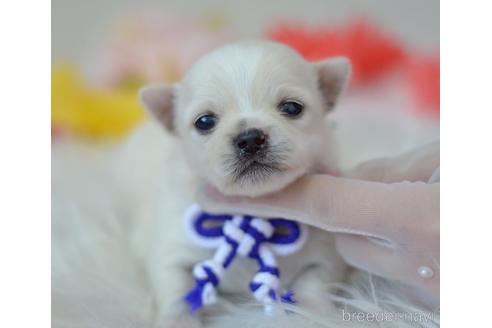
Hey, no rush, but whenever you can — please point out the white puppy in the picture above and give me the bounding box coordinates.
[136,40,351,326]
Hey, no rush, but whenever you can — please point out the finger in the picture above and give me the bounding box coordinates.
[198,175,439,239]
[335,234,439,297]
[350,141,439,183]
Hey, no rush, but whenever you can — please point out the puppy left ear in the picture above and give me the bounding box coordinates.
[139,83,175,131]
[315,57,351,111]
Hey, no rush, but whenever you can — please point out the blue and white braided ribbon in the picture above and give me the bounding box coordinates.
[183,204,308,314]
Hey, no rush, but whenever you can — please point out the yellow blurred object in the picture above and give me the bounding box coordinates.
[51,64,146,139]
[200,11,231,31]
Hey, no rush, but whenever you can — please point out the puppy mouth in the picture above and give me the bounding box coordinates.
[234,160,283,183]
[224,147,289,185]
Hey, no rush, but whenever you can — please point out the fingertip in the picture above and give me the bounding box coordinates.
[201,184,243,203]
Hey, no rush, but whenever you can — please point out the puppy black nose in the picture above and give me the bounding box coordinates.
[234,129,268,155]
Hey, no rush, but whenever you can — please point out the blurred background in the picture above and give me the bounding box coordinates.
[52,0,439,168]
[52,0,439,60]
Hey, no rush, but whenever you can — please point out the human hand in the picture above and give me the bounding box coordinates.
[197,142,439,300]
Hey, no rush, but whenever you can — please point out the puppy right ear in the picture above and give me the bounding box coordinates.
[139,83,174,131]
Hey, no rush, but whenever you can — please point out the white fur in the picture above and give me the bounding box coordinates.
[141,41,345,197]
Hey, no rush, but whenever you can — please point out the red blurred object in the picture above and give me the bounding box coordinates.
[267,19,406,83]
[406,54,440,115]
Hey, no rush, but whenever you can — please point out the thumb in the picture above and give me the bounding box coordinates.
[350,141,439,183]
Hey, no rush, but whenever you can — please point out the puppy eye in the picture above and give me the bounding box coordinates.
[194,113,218,132]
[279,101,304,118]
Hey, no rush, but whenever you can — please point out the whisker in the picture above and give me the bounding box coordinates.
[221,142,291,185]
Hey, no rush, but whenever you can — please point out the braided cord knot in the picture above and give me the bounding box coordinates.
[183,204,308,314]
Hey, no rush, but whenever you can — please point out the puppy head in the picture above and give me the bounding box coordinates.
[140,41,350,197]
